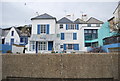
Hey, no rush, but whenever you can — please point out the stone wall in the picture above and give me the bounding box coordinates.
[1,53,119,80]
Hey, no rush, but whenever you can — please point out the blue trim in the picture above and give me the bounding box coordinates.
[63,44,66,50]
[10,38,14,45]
[46,24,49,34]
[61,33,64,40]
[73,33,77,40]
[73,44,79,50]
[37,24,40,34]
[66,24,68,30]
[76,24,79,30]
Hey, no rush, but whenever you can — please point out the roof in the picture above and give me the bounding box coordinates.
[57,17,73,23]
[87,17,103,24]
[74,18,87,24]
[113,1,120,14]
[31,13,56,20]
[15,27,31,37]
[108,17,114,21]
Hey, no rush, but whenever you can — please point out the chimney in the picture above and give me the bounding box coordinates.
[81,14,88,21]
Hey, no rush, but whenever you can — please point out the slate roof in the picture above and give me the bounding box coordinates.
[57,17,73,23]
[31,13,56,20]
[87,17,103,24]
[74,18,87,24]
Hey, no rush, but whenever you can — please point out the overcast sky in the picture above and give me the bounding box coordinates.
[0,1,119,28]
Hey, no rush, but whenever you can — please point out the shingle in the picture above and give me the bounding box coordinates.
[31,13,56,20]
[87,17,103,24]
[74,18,87,24]
[57,17,73,23]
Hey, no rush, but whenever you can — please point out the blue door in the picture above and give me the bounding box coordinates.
[11,38,14,45]
[48,41,53,51]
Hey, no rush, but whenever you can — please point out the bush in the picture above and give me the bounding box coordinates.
[7,50,12,53]
[51,48,55,53]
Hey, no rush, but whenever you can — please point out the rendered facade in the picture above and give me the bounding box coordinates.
[26,13,103,53]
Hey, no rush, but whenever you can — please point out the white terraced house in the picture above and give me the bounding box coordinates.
[26,13,103,53]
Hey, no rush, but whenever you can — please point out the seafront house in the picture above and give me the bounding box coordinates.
[5,26,30,45]
[26,13,103,53]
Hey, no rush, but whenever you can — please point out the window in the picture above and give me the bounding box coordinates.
[11,31,14,36]
[87,24,91,27]
[29,41,35,51]
[38,42,47,50]
[66,24,79,30]
[41,25,46,34]
[37,24,49,34]
[73,33,77,40]
[11,38,14,45]
[60,24,63,29]
[67,44,73,50]
[85,43,91,47]
[96,24,100,27]
[85,42,98,47]
[84,29,98,40]
[61,33,64,40]
[64,44,79,50]
[60,45,63,48]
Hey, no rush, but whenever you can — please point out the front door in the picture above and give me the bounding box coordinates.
[48,41,53,51]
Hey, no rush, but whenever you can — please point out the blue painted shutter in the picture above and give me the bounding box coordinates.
[37,24,40,34]
[73,33,77,40]
[63,44,66,50]
[73,44,79,50]
[76,24,79,30]
[61,33,64,40]
[46,24,49,34]
[66,24,68,30]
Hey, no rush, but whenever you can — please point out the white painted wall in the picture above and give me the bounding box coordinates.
[32,19,56,35]
[5,27,20,45]
[12,45,24,54]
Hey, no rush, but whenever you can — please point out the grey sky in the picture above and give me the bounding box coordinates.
[0,2,118,28]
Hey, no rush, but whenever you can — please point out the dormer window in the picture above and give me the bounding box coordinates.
[87,24,91,27]
[96,24,100,27]
[11,31,14,36]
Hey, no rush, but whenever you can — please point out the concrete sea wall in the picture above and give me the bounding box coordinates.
[1,53,120,81]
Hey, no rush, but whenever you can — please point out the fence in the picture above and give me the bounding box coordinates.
[0,44,12,53]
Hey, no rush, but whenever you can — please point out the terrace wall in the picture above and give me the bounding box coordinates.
[1,53,119,81]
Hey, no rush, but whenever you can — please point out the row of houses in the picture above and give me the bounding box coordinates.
[0,2,119,54]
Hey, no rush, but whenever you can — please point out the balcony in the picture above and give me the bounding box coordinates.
[29,34,56,41]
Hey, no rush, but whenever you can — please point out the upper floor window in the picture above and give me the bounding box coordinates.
[41,25,46,34]
[60,24,63,29]
[96,24,100,27]
[87,24,91,27]
[11,31,14,36]
[37,24,49,34]
[84,29,98,40]
[66,24,79,30]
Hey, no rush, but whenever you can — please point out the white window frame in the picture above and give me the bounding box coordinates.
[40,24,46,34]
[68,24,76,30]
[38,42,47,50]
[66,44,74,50]
[29,41,35,51]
